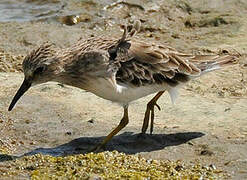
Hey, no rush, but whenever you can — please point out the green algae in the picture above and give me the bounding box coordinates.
[2,151,223,179]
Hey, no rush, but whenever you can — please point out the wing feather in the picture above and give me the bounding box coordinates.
[107,21,238,87]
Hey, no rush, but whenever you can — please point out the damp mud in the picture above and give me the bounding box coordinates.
[0,0,247,179]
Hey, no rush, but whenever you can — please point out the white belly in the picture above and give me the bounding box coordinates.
[86,78,173,106]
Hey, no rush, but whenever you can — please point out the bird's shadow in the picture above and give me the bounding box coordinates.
[27,131,204,156]
[0,131,204,162]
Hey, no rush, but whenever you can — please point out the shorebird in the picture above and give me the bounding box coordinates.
[8,21,238,151]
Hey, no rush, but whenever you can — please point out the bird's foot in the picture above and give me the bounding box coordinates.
[141,101,161,134]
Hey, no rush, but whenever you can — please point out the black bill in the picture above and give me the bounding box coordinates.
[8,79,31,111]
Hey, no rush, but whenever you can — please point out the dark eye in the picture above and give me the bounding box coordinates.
[34,66,45,75]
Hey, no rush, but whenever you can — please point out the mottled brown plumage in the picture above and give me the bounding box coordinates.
[9,20,239,151]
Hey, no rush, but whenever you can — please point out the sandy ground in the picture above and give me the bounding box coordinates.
[0,0,247,179]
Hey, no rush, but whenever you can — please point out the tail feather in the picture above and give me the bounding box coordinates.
[190,54,239,75]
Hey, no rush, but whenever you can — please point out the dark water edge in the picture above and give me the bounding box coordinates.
[0,0,64,22]
[0,0,115,25]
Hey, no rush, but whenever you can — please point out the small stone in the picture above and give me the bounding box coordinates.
[30,141,36,145]
[175,165,184,171]
[57,83,65,88]
[65,131,72,135]
[209,164,216,170]
[25,119,30,124]
[88,119,95,123]
[224,161,232,165]
[146,159,152,164]
[187,142,194,146]
[200,149,214,156]
[25,166,36,171]
[224,108,231,112]
[89,174,102,180]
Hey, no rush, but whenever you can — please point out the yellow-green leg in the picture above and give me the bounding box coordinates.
[93,106,129,152]
[141,91,165,134]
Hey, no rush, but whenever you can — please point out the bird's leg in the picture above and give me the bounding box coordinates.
[141,91,165,134]
[93,106,129,152]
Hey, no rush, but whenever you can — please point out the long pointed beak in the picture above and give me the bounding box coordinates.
[8,79,32,111]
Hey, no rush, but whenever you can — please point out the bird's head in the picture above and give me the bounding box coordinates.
[8,43,57,111]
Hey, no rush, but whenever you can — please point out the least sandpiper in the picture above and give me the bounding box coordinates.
[8,21,238,151]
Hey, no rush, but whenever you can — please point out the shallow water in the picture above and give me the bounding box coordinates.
[0,0,65,22]
[0,0,116,25]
